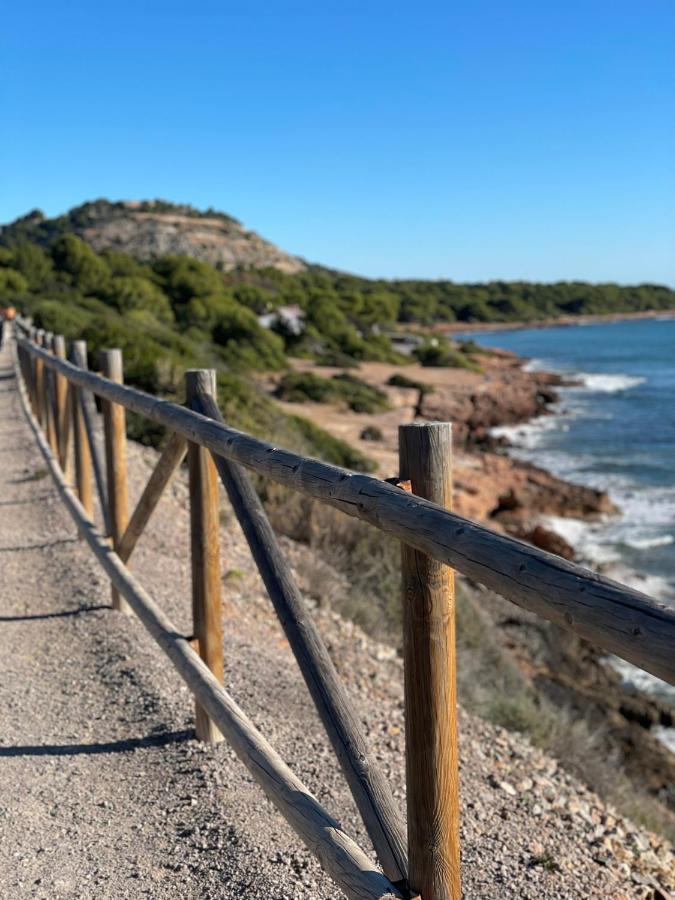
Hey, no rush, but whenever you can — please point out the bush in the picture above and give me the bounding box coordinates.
[315,350,358,368]
[275,371,390,413]
[360,425,383,441]
[413,340,482,371]
[51,235,110,294]
[216,372,375,472]
[386,373,435,395]
[0,267,29,295]
[105,276,175,324]
[212,304,286,371]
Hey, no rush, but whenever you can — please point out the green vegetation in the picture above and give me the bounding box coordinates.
[2,201,674,471]
[386,373,428,391]
[275,371,390,413]
[0,235,373,470]
[228,265,675,327]
[412,338,483,371]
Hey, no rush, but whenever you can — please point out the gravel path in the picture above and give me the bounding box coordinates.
[0,339,672,899]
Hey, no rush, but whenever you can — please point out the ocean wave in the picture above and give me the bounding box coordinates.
[540,517,675,599]
[605,657,675,707]
[491,415,564,450]
[653,726,675,755]
[625,534,674,550]
[541,516,623,565]
[575,372,646,393]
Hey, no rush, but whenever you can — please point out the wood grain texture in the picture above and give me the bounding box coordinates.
[192,390,409,885]
[52,335,71,474]
[69,352,93,519]
[33,331,46,428]
[18,335,675,686]
[117,431,187,564]
[186,370,224,744]
[400,423,460,900]
[12,349,403,900]
[43,334,59,455]
[102,350,131,614]
[71,341,110,534]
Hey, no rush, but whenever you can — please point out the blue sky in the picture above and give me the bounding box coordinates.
[2,1,673,284]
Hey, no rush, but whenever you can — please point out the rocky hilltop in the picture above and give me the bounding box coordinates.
[0,199,306,273]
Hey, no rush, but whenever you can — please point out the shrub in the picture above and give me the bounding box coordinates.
[0,267,29,295]
[360,425,383,441]
[413,340,482,371]
[51,235,110,294]
[212,304,286,371]
[386,373,435,395]
[275,371,335,404]
[275,371,390,413]
[105,276,175,324]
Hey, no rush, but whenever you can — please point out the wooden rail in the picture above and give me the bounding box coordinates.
[12,317,675,899]
[13,352,402,900]
[15,329,675,686]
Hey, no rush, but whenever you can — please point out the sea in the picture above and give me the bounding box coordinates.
[460,317,675,745]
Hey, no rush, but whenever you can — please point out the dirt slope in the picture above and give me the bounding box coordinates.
[1,200,305,273]
[0,341,672,898]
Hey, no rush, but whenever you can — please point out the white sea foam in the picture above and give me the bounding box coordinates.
[653,726,675,754]
[604,563,675,603]
[575,373,646,393]
[625,534,674,550]
[491,415,564,450]
[605,657,675,707]
[540,516,622,565]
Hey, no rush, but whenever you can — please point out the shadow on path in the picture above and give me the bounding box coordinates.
[0,538,76,553]
[0,494,54,507]
[0,729,193,757]
[0,604,109,623]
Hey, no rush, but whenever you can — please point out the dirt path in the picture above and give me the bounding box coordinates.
[0,339,672,898]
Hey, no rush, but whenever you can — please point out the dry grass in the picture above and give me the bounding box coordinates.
[265,491,675,841]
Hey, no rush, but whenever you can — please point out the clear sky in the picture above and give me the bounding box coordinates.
[2,1,673,284]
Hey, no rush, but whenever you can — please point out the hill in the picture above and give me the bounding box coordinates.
[0,199,306,274]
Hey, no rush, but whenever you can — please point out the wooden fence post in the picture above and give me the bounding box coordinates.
[70,343,93,520]
[101,349,131,613]
[52,335,71,476]
[44,333,59,456]
[71,341,110,531]
[34,330,46,428]
[399,422,460,900]
[185,369,224,744]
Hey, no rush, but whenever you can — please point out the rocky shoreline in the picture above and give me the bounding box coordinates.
[278,347,675,836]
[416,347,617,559]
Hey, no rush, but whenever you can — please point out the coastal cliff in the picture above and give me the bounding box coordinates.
[269,346,675,840]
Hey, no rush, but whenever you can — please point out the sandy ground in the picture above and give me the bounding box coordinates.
[0,339,672,898]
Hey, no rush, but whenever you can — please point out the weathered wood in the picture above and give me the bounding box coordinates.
[71,341,110,533]
[192,390,409,884]
[44,335,59,456]
[33,330,46,428]
[21,327,38,415]
[186,370,224,743]
[400,423,460,900]
[117,431,187,564]
[102,349,131,614]
[18,336,675,687]
[69,353,93,519]
[52,335,71,473]
[12,348,402,900]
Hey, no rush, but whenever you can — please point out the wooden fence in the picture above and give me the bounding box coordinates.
[11,318,675,900]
